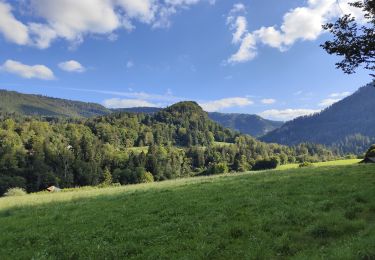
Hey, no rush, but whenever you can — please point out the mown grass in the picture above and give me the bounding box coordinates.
[1,163,374,259]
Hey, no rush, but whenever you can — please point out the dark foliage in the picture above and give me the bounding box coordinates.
[321,0,375,77]
[0,102,336,195]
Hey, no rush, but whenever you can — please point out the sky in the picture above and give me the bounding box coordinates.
[0,0,372,121]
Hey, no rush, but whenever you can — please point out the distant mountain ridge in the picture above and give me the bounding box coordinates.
[0,89,111,117]
[0,89,281,137]
[261,83,375,153]
[208,112,283,137]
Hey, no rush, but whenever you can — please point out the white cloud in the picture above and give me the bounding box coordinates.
[261,98,276,105]
[0,0,214,48]
[226,1,367,64]
[1,59,55,80]
[329,91,351,98]
[260,108,320,120]
[0,1,29,45]
[200,97,253,112]
[226,4,257,63]
[58,60,85,73]
[318,98,341,107]
[103,98,158,108]
[318,91,351,107]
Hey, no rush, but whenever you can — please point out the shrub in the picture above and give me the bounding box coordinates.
[365,144,375,157]
[99,168,113,187]
[4,187,27,197]
[207,162,229,175]
[299,162,314,168]
[140,172,154,183]
[252,158,279,171]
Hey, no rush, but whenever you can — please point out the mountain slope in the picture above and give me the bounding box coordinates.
[112,107,162,114]
[208,112,283,137]
[0,90,111,117]
[115,107,282,137]
[0,89,282,137]
[261,83,375,153]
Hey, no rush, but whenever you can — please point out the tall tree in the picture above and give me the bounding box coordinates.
[321,0,375,78]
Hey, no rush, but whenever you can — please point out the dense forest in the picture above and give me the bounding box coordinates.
[262,83,375,154]
[118,108,283,137]
[0,102,336,196]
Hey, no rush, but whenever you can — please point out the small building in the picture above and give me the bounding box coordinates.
[46,186,61,192]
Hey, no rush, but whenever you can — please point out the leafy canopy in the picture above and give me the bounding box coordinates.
[321,0,375,78]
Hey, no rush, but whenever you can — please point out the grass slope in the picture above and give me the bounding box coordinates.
[277,159,362,170]
[1,164,375,259]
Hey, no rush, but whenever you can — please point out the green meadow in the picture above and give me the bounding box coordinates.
[1,162,374,259]
[276,159,362,170]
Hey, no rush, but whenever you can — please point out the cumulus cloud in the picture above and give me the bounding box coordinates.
[58,60,85,73]
[227,1,366,64]
[260,108,320,120]
[103,98,159,108]
[0,1,29,45]
[200,97,253,112]
[0,59,55,80]
[261,98,276,105]
[0,0,214,48]
[226,4,257,63]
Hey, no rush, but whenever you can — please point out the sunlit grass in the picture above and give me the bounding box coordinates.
[0,163,374,259]
[277,159,361,170]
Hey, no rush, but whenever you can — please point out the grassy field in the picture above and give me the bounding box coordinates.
[277,158,362,170]
[1,163,374,259]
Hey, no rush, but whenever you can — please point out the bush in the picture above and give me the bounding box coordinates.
[299,162,314,168]
[252,158,279,171]
[99,168,113,187]
[4,187,27,197]
[140,172,154,183]
[365,144,375,158]
[207,162,229,175]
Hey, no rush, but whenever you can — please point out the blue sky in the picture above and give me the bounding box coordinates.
[0,0,371,120]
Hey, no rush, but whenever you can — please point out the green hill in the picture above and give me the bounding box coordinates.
[0,100,335,195]
[0,89,283,137]
[262,83,375,154]
[103,108,284,137]
[1,163,374,259]
[0,89,111,117]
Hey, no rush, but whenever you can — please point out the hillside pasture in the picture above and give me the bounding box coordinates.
[1,163,374,259]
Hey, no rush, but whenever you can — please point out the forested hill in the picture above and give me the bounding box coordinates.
[0,89,111,117]
[208,112,283,137]
[0,101,336,195]
[117,107,283,137]
[261,83,375,154]
[113,107,162,114]
[0,89,283,137]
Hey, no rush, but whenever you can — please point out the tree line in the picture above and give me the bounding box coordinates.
[0,102,337,196]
